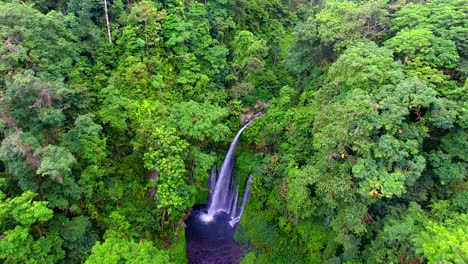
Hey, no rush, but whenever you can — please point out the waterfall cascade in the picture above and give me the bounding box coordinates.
[186,115,262,263]
[200,120,254,226]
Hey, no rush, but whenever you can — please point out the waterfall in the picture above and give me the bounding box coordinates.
[200,120,254,226]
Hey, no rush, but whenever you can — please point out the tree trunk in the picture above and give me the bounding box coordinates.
[103,0,112,43]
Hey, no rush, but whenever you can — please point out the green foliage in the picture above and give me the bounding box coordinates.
[317,42,404,102]
[231,31,267,72]
[0,2,78,83]
[385,28,459,69]
[144,127,194,216]
[389,0,467,80]
[391,0,467,57]
[0,190,52,227]
[86,237,171,264]
[102,211,131,240]
[98,85,134,130]
[229,30,268,99]
[0,190,64,263]
[363,203,425,263]
[165,101,231,143]
[2,72,66,133]
[36,145,80,209]
[63,114,107,166]
[286,17,325,88]
[37,145,75,184]
[315,0,389,51]
[236,205,311,263]
[167,229,187,264]
[413,213,468,264]
[60,216,99,262]
[0,0,466,262]
[189,147,217,191]
[240,252,257,264]
[428,130,467,185]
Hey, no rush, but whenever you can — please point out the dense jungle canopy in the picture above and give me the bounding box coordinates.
[0,0,466,263]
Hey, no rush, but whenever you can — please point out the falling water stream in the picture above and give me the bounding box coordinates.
[185,119,257,264]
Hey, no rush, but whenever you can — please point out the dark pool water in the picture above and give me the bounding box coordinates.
[185,207,244,264]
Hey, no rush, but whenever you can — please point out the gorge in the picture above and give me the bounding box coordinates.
[185,120,255,263]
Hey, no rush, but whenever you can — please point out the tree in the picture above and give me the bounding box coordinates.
[103,0,112,43]
[389,0,467,80]
[1,72,108,210]
[1,0,466,262]
[0,189,64,263]
[362,203,425,263]
[428,130,467,185]
[315,0,390,52]
[414,213,468,264]
[0,2,78,84]
[229,30,267,98]
[58,215,99,262]
[384,28,459,69]
[316,42,404,102]
[143,127,194,229]
[165,100,231,144]
[86,237,171,264]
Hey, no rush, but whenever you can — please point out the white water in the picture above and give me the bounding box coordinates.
[200,120,254,226]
